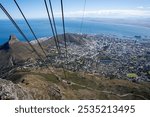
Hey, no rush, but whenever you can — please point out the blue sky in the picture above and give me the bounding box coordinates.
[0,0,150,19]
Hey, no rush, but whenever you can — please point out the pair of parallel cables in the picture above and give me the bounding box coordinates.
[44,0,68,59]
[44,0,68,78]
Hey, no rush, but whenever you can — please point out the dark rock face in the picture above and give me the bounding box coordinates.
[0,35,19,51]
[0,42,10,50]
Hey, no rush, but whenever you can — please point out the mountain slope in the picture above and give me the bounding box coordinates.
[0,33,150,100]
[1,67,150,100]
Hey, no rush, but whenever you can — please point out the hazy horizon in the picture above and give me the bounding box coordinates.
[1,0,150,19]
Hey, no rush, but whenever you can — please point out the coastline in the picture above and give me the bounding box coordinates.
[86,18,150,29]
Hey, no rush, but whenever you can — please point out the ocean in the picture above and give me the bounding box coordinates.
[0,18,150,44]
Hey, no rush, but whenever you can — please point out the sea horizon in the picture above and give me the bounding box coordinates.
[1,17,150,45]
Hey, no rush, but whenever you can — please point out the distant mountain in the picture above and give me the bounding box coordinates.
[41,33,87,47]
[0,35,45,69]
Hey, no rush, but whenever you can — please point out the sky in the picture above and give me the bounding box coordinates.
[0,0,150,19]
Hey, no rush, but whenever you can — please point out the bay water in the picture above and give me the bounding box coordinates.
[0,18,150,44]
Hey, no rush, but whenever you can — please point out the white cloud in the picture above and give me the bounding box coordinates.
[137,6,144,9]
[54,9,150,18]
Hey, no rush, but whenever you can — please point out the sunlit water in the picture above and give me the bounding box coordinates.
[0,18,150,44]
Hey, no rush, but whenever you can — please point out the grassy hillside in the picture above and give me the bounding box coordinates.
[6,67,150,100]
